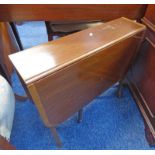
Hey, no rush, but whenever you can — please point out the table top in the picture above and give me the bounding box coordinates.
[9,17,145,85]
[0,4,146,22]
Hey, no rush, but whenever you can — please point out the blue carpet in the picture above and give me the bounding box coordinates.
[10,21,155,150]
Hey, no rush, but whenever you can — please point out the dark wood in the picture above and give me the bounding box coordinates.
[10,22,23,50]
[45,21,84,41]
[9,18,145,85]
[0,22,19,80]
[77,109,83,123]
[143,5,155,28]
[0,4,147,53]
[145,122,155,147]
[9,18,145,145]
[116,80,124,98]
[0,4,147,22]
[51,127,62,148]
[45,21,54,41]
[0,22,28,101]
[127,4,155,146]
[127,81,155,146]
[0,135,15,150]
[45,21,104,41]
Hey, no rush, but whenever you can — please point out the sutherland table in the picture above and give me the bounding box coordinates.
[9,17,146,147]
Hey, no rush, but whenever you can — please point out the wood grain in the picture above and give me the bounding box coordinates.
[9,18,145,85]
[28,35,144,127]
[0,4,147,22]
[143,5,155,29]
[127,4,155,146]
[0,22,20,80]
[9,17,146,127]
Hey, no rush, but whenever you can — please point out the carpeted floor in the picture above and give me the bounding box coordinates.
[10,21,155,150]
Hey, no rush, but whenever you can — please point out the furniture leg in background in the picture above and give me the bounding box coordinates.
[144,122,155,147]
[116,80,124,98]
[127,5,155,146]
[0,22,27,101]
[10,22,23,50]
[77,109,83,123]
[45,21,103,41]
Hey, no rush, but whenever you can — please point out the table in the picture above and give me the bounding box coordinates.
[0,4,147,84]
[0,4,147,22]
[9,17,146,147]
[0,4,147,52]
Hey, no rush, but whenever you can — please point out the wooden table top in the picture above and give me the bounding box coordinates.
[9,17,145,85]
[0,4,146,22]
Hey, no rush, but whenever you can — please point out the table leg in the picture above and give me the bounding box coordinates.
[51,127,62,148]
[77,109,83,123]
[116,80,124,98]
[15,93,28,101]
[10,22,24,50]
[145,122,155,147]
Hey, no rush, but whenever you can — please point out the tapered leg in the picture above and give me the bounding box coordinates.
[10,22,24,50]
[116,80,124,98]
[77,109,83,123]
[145,123,155,147]
[51,127,62,148]
[45,21,55,41]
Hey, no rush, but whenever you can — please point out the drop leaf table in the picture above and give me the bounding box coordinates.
[9,17,146,147]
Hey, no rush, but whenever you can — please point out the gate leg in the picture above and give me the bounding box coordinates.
[145,123,155,147]
[51,127,62,148]
[116,80,124,98]
[77,109,83,123]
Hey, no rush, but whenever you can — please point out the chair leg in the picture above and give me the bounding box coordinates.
[10,22,24,50]
[15,93,28,101]
[51,127,62,148]
[45,21,54,41]
[116,80,124,98]
[77,109,83,123]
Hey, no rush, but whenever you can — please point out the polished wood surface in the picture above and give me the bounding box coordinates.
[0,4,147,22]
[28,35,143,127]
[9,18,146,127]
[0,135,15,150]
[143,5,155,29]
[127,4,155,146]
[0,4,147,85]
[9,18,145,85]
[0,22,20,80]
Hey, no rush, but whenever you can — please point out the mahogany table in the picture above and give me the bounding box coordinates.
[0,4,147,22]
[9,17,146,147]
